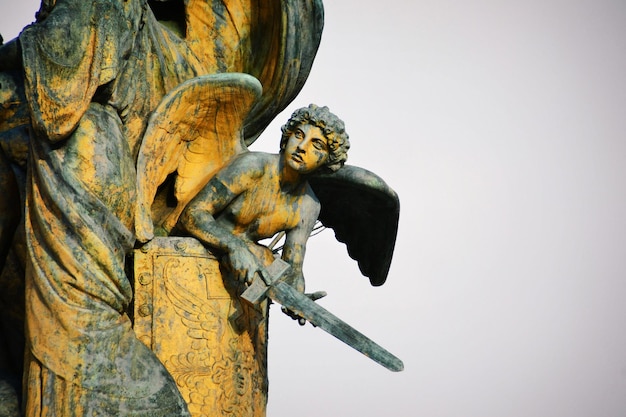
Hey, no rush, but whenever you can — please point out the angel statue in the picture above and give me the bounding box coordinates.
[0,0,400,415]
[130,73,401,415]
[177,102,350,292]
[0,0,325,414]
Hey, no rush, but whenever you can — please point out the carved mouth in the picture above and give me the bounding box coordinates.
[291,153,303,163]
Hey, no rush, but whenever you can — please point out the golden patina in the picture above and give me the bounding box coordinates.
[0,1,400,416]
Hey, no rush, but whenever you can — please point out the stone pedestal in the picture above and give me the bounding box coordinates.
[132,237,269,417]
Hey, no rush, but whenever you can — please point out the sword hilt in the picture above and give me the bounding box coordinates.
[240,258,290,304]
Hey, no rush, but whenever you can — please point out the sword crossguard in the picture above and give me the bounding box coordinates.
[241,258,404,372]
[240,258,290,305]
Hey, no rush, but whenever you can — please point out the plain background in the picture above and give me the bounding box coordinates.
[2,1,626,416]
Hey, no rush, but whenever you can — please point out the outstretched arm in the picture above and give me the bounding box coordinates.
[178,154,266,284]
[279,186,327,325]
[280,186,321,293]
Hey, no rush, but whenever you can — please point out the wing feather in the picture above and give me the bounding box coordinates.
[308,165,400,286]
[135,73,262,242]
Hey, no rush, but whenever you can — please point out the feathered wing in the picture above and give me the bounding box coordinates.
[163,263,221,342]
[308,166,400,286]
[135,73,262,242]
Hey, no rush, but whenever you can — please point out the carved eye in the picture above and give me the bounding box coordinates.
[294,129,304,139]
[312,138,327,151]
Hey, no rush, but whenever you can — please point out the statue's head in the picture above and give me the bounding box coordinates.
[280,104,350,173]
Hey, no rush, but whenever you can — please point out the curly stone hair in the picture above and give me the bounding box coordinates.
[280,104,350,172]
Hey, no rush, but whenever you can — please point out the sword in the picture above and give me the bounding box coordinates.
[241,258,404,372]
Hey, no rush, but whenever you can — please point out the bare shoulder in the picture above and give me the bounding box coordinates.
[300,181,322,218]
[223,151,277,178]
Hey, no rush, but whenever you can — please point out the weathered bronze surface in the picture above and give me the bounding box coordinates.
[133,237,269,417]
[245,258,404,372]
[0,1,400,415]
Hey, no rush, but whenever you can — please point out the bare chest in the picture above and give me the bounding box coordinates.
[223,184,305,240]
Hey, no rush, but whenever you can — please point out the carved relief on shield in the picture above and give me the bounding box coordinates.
[132,237,268,417]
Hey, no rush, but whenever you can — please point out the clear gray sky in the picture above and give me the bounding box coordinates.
[2,1,626,416]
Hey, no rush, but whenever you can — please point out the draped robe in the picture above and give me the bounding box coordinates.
[8,0,323,413]
[21,1,203,413]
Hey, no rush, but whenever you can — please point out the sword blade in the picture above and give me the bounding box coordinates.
[268,280,404,372]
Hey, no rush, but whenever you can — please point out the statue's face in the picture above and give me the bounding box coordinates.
[284,124,329,174]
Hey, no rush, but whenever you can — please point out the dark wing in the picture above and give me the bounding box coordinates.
[308,165,400,286]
